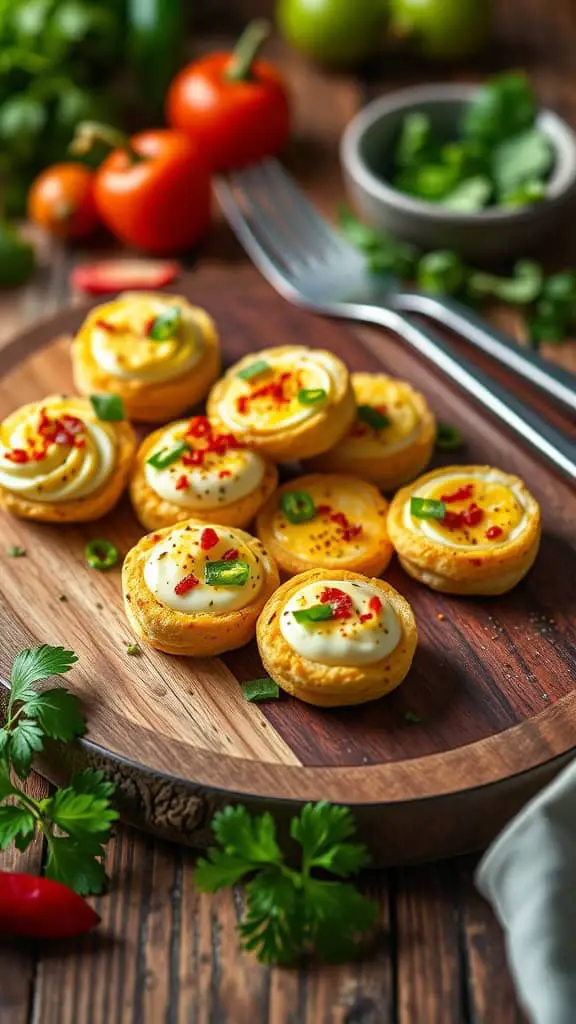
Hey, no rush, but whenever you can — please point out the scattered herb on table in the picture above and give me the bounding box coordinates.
[89,393,125,422]
[242,678,279,702]
[194,802,377,965]
[435,423,464,452]
[125,643,141,657]
[7,545,26,558]
[85,538,119,571]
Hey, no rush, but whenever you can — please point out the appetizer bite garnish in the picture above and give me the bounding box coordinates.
[257,568,417,706]
[0,395,135,523]
[130,414,278,531]
[122,520,279,656]
[72,291,220,422]
[256,473,394,577]
[387,465,541,595]
[306,373,435,490]
[207,345,355,461]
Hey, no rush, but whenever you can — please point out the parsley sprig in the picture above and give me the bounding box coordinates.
[0,645,118,894]
[194,802,377,965]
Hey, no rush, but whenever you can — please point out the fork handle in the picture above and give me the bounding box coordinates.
[392,290,576,415]
[357,304,576,483]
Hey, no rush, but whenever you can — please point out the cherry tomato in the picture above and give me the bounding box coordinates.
[389,0,493,60]
[28,163,98,241]
[166,20,290,171]
[276,0,388,65]
[0,873,100,939]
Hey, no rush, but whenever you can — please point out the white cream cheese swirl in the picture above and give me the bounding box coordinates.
[280,580,401,666]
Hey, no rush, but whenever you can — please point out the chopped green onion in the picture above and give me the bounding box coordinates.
[146,441,189,469]
[280,490,316,524]
[237,359,270,380]
[410,497,446,520]
[242,678,279,702]
[204,559,250,586]
[357,405,390,430]
[293,604,333,624]
[90,394,125,422]
[126,643,141,656]
[148,304,182,340]
[436,423,464,451]
[298,388,327,405]
[7,545,26,557]
[85,538,119,570]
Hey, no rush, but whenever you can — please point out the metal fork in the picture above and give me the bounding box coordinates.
[215,160,576,483]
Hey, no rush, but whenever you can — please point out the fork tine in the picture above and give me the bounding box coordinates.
[217,173,306,272]
[256,160,352,255]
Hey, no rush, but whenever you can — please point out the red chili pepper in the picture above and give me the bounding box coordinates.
[201,527,219,550]
[0,873,100,939]
[182,449,205,467]
[236,395,249,415]
[222,548,239,561]
[187,416,211,439]
[368,596,382,615]
[440,483,474,503]
[174,573,199,595]
[175,475,189,490]
[71,259,180,295]
[4,448,29,463]
[320,587,354,620]
[218,470,231,478]
[486,525,503,540]
[442,510,463,529]
[461,503,484,527]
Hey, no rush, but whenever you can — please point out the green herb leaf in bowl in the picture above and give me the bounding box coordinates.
[440,175,492,212]
[492,128,553,196]
[461,71,537,145]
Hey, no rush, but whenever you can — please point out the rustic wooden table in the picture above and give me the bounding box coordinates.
[2,0,575,1019]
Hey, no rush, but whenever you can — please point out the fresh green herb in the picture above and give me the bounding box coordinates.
[7,545,26,558]
[404,710,424,724]
[528,272,576,344]
[280,491,316,525]
[237,359,270,380]
[194,802,376,965]
[0,645,118,894]
[395,111,434,168]
[126,644,141,656]
[338,204,387,252]
[338,206,420,278]
[395,162,459,202]
[440,175,492,212]
[146,441,189,469]
[410,497,446,520]
[293,604,333,625]
[491,128,553,197]
[461,71,537,145]
[298,388,327,405]
[90,394,125,422]
[468,260,544,305]
[357,405,390,430]
[436,423,464,451]
[204,560,250,587]
[147,304,181,340]
[417,251,466,296]
[500,179,547,208]
[242,679,279,702]
[85,538,119,571]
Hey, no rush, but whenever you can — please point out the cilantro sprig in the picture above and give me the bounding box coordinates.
[0,645,118,894]
[194,802,377,965]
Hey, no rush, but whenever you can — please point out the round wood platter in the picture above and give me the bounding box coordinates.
[1,263,575,865]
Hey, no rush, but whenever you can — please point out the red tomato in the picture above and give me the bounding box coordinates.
[0,873,100,939]
[166,20,290,171]
[28,163,98,241]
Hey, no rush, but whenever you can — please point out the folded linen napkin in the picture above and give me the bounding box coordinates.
[476,758,576,1024]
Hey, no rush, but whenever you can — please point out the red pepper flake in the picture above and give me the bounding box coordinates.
[74,438,86,449]
[200,527,219,551]
[143,316,156,336]
[486,525,503,540]
[95,318,116,332]
[462,503,483,527]
[342,524,362,542]
[442,510,464,529]
[182,449,205,467]
[440,483,474,503]
[350,423,369,438]
[60,415,84,435]
[174,573,199,595]
[326,509,363,542]
[175,475,189,490]
[368,595,382,615]
[218,469,231,478]
[316,504,332,516]
[222,547,239,561]
[320,587,354,620]
[360,613,372,623]
[187,416,211,438]
[469,558,482,567]
[5,448,29,463]
[330,512,348,529]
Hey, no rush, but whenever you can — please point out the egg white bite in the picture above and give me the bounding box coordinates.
[256,473,393,578]
[257,568,417,706]
[0,394,136,522]
[72,291,220,422]
[130,415,278,531]
[306,372,436,490]
[206,345,355,462]
[122,519,279,656]
[387,464,541,595]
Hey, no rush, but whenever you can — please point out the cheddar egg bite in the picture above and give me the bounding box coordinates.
[0,394,136,523]
[256,473,393,577]
[130,415,278,531]
[206,346,355,461]
[306,372,436,490]
[72,291,220,422]
[123,520,279,656]
[387,465,541,596]
[257,568,417,706]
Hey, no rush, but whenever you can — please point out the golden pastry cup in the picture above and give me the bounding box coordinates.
[122,520,280,657]
[257,568,418,707]
[206,345,356,462]
[387,464,541,596]
[0,396,136,523]
[256,473,394,578]
[129,421,279,531]
[306,372,436,490]
[72,293,221,423]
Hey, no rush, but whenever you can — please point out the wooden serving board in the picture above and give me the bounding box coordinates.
[1,263,575,865]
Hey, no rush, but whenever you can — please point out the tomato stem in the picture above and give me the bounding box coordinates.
[70,121,144,166]
[225,19,271,82]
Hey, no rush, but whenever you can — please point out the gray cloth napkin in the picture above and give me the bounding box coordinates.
[476,758,576,1024]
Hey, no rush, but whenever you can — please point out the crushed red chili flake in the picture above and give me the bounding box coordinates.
[200,527,219,550]
[320,587,354,620]
[342,524,362,542]
[486,525,503,540]
[440,483,474,503]
[182,449,205,467]
[187,416,211,438]
[175,474,189,490]
[236,395,249,415]
[325,509,363,542]
[74,438,86,449]
[174,573,199,595]
[316,504,332,516]
[4,448,29,463]
[218,469,231,478]
[368,595,382,615]
[442,503,484,529]
[222,547,239,561]
[143,316,156,336]
[330,512,348,529]
[94,319,116,332]
[360,613,372,623]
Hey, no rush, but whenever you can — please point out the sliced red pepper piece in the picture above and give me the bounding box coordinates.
[174,573,199,595]
[71,259,180,295]
[0,873,100,939]
[200,528,219,551]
